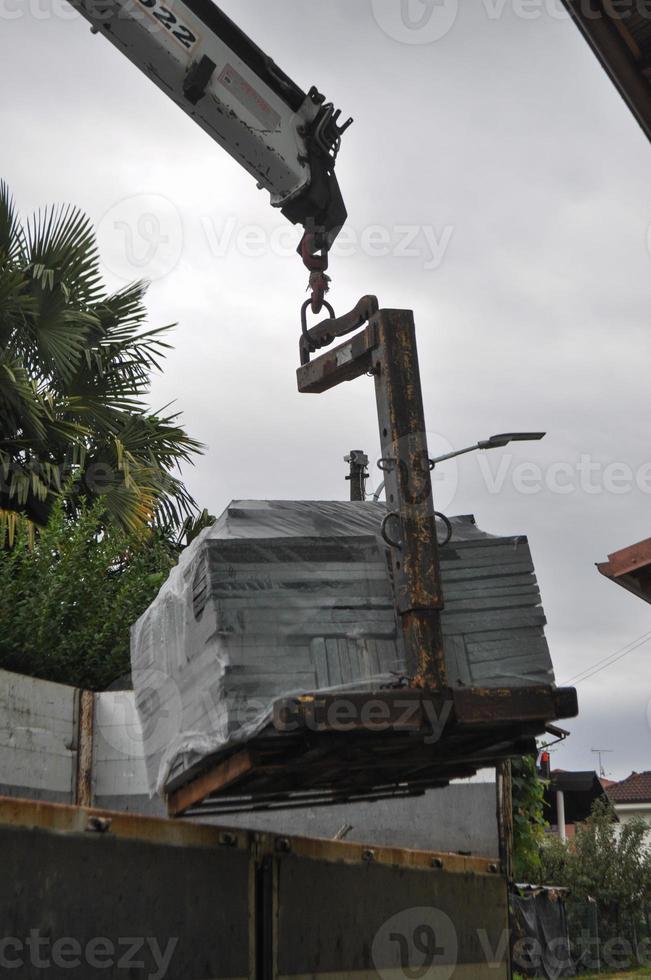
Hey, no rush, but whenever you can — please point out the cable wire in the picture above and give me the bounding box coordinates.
[562,629,651,686]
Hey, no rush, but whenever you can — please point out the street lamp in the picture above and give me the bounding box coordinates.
[372,432,545,501]
[429,432,546,466]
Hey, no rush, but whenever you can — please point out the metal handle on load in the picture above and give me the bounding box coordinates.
[382,510,452,550]
[381,511,402,549]
[435,512,453,547]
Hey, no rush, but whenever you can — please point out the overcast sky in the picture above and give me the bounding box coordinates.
[3,0,651,779]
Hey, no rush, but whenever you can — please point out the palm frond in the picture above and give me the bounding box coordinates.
[0,183,202,537]
[26,202,103,307]
[0,180,26,266]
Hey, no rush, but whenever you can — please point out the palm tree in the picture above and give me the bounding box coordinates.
[0,181,202,542]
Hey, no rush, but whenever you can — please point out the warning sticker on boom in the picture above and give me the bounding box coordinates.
[218,64,281,131]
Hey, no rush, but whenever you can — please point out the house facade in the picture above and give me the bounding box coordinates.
[607,771,651,831]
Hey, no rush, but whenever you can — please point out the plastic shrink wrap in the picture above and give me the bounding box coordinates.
[131,500,554,796]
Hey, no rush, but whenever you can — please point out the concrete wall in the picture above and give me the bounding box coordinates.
[613,803,651,848]
[0,668,499,856]
[0,670,77,804]
[614,804,651,826]
[93,690,165,817]
[220,781,500,855]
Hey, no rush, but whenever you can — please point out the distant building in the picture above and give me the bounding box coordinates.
[544,770,612,841]
[607,772,651,832]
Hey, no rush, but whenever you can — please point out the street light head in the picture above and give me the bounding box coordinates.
[477,432,546,451]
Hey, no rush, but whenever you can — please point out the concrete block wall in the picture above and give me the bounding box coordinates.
[93,690,165,816]
[0,670,78,804]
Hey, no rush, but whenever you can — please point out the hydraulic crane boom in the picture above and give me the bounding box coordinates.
[68,0,351,301]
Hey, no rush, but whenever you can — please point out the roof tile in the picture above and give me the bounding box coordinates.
[607,771,651,804]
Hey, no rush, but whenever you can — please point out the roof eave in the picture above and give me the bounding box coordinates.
[562,0,651,143]
[597,536,651,605]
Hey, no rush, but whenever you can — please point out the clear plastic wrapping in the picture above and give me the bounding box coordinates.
[131,500,554,796]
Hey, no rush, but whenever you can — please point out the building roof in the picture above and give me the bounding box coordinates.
[561,0,651,142]
[607,771,651,804]
[546,770,610,824]
[597,536,651,604]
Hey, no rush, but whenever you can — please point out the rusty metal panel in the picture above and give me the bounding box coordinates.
[598,535,651,605]
[0,796,512,977]
[274,850,509,978]
[600,536,651,578]
[0,799,251,980]
[297,322,376,393]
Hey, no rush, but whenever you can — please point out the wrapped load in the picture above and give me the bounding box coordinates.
[131,500,554,796]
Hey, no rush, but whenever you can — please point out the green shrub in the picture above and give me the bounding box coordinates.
[0,495,176,689]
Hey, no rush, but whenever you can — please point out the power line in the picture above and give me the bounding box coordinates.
[567,633,651,686]
[563,627,651,684]
[564,628,651,684]
[563,629,651,686]
[575,634,651,685]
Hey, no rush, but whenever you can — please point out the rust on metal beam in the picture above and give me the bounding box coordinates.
[298,303,446,688]
[257,829,501,876]
[0,794,250,851]
[167,749,255,816]
[296,323,376,394]
[0,794,499,876]
[452,686,578,725]
[599,536,651,578]
[75,689,94,808]
[598,536,651,605]
[273,685,578,737]
[371,309,446,687]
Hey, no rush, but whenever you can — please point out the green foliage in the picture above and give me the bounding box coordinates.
[540,797,651,914]
[0,494,178,690]
[512,754,549,882]
[0,180,202,540]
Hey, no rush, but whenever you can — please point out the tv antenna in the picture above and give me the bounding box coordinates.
[591,748,613,777]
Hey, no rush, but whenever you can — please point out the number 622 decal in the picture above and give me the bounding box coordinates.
[135,0,199,52]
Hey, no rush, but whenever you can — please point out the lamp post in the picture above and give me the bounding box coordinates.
[372,432,546,502]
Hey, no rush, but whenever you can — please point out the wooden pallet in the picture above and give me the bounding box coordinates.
[166,684,577,817]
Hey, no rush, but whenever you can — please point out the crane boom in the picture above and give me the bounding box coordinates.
[68,0,351,252]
